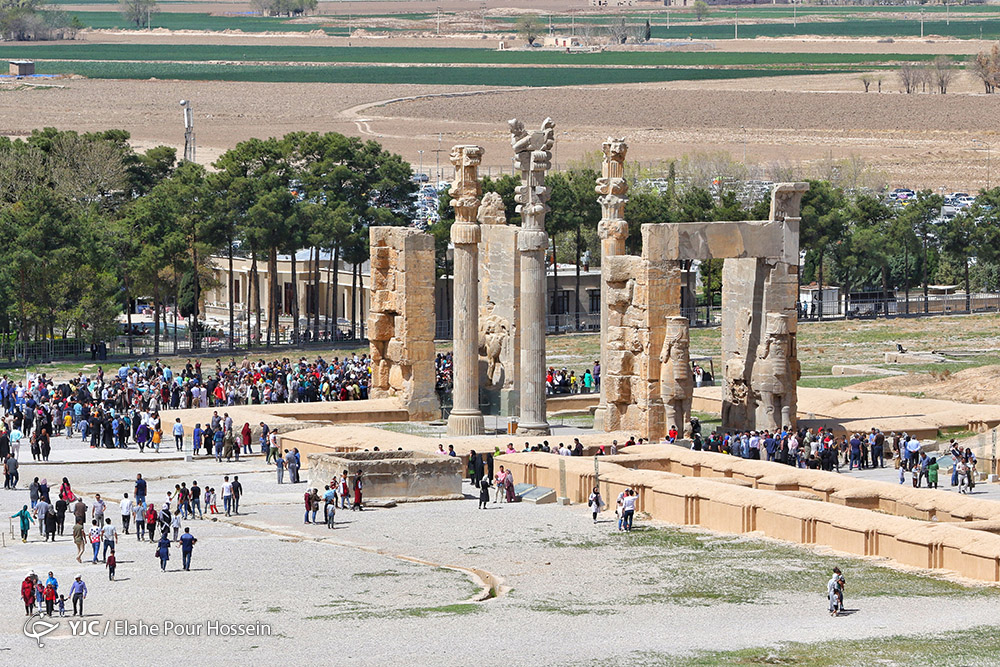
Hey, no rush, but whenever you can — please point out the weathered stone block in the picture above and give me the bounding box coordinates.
[604,375,631,404]
[368,313,394,342]
[606,350,633,376]
[604,255,643,283]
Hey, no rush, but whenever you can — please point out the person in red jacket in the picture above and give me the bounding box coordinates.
[43,583,57,616]
[21,573,36,616]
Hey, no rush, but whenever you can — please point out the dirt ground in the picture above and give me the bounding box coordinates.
[853,365,1000,405]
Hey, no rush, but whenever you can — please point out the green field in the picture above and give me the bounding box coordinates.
[0,43,944,67]
[63,10,343,33]
[30,61,849,85]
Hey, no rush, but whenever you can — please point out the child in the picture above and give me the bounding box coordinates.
[43,583,57,616]
[106,551,116,580]
[957,460,970,494]
[899,464,906,485]
[171,513,181,542]
[34,583,44,613]
[209,488,219,515]
[57,594,66,617]
[911,466,920,488]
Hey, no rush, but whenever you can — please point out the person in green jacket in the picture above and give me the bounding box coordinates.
[12,505,34,542]
[927,457,940,489]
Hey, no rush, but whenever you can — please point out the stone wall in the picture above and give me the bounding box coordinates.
[478,205,520,415]
[600,251,682,440]
[500,448,1000,583]
[368,227,440,421]
[307,450,463,501]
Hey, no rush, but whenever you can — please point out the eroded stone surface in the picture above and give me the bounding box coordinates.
[368,227,440,421]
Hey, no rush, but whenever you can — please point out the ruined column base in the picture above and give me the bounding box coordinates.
[593,405,607,432]
[516,421,551,436]
[447,410,486,437]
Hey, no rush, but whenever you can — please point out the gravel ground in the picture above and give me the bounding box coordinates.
[3,431,1000,664]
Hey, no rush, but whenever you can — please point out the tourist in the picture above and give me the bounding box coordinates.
[145,503,158,542]
[222,476,233,516]
[231,476,243,514]
[21,573,36,615]
[323,485,336,528]
[180,527,197,570]
[621,488,637,532]
[172,417,184,451]
[34,496,51,538]
[4,453,19,489]
[54,495,67,536]
[92,494,106,527]
[69,575,87,616]
[305,488,319,523]
[827,567,844,616]
[120,493,132,534]
[587,486,605,523]
[338,471,350,509]
[478,474,490,510]
[352,472,363,511]
[157,533,171,571]
[134,473,147,505]
[928,457,939,489]
[134,500,147,541]
[12,504,33,542]
[191,480,203,519]
[241,422,252,455]
[276,455,286,484]
[87,520,101,563]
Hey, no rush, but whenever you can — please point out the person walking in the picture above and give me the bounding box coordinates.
[21,573,37,615]
[276,456,285,484]
[621,489,637,532]
[323,485,336,528]
[69,575,87,616]
[134,501,146,541]
[157,533,171,572]
[88,520,102,563]
[478,474,490,510]
[145,504,158,543]
[588,486,605,523]
[106,551,117,581]
[231,476,243,515]
[338,471,350,509]
[120,493,132,535]
[352,472,363,511]
[101,518,117,561]
[303,488,314,524]
[172,418,184,451]
[12,505,33,542]
[190,481,203,519]
[73,519,86,562]
[179,527,197,571]
[222,476,233,516]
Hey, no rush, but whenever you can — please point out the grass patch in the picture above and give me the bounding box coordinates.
[353,570,405,579]
[396,603,482,618]
[32,61,850,87]
[541,526,998,608]
[0,43,949,67]
[796,375,870,390]
[632,624,1000,667]
[530,600,617,616]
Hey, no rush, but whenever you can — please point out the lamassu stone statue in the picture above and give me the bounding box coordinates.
[752,312,800,431]
[659,316,694,438]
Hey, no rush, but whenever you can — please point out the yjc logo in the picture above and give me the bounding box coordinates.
[23,613,59,648]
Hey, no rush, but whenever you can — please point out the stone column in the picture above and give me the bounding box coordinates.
[592,137,629,432]
[447,145,486,437]
[510,118,555,436]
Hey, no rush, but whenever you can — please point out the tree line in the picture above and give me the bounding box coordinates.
[431,164,1000,320]
[0,128,415,354]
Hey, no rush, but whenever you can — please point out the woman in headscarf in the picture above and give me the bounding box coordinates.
[38,429,51,461]
[12,505,33,542]
[240,422,252,455]
[59,477,73,503]
[352,472,363,511]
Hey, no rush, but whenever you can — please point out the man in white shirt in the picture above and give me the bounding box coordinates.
[101,518,117,561]
[222,476,233,517]
[120,493,133,534]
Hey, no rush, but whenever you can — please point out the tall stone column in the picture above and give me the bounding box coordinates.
[593,138,629,432]
[510,118,555,436]
[446,145,486,437]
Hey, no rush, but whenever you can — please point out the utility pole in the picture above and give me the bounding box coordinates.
[920,9,924,38]
[436,6,441,35]
[734,8,738,39]
[180,99,195,163]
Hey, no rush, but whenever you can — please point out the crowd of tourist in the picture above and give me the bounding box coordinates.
[545,363,600,395]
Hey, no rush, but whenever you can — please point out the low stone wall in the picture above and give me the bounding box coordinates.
[499,450,1000,583]
[307,450,463,501]
[608,445,1000,525]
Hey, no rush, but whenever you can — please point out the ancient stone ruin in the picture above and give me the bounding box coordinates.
[369,127,804,442]
[307,450,463,502]
[367,227,440,421]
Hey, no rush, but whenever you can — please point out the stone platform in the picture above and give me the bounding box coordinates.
[307,450,463,502]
